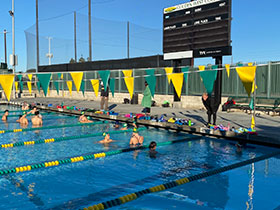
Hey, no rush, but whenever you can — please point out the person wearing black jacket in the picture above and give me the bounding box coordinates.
[100,82,109,110]
[202,93,219,126]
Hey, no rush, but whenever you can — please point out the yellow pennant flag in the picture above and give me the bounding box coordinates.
[248,62,253,66]
[91,79,99,97]
[0,75,14,101]
[27,82,32,94]
[164,67,173,84]
[198,66,205,71]
[70,72,83,92]
[28,74,33,81]
[225,64,230,78]
[48,87,50,96]
[61,74,64,79]
[122,70,133,78]
[67,81,72,96]
[124,77,134,98]
[15,82,18,92]
[251,116,255,129]
[170,73,184,98]
[236,66,257,97]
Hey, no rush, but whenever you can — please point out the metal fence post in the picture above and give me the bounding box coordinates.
[267,61,271,99]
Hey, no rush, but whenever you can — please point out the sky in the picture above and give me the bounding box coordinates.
[0,0,280,72]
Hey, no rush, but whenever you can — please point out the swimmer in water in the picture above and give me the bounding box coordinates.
[120,123,128,130]
[31,111,43,127]
[17,112,28,125]
[2,110,9,122]
[130,128,144,146]
[149,141,158,158]
[79,112,93,123]
[99,133,115,144]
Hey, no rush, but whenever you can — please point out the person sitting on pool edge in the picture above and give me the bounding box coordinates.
[149,141,158,158]
[130,128,144,146]
[2,110,9,121]
[99,133,115,144]
[79,111,93,123]
[16,112,28,125]
[31,111,43,126]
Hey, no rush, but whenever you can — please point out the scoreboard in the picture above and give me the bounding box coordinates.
[163,0,232,60]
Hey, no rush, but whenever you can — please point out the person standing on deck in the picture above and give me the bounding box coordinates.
[202,93,219,126]
[100,82,109,111]
[141,81,152,115]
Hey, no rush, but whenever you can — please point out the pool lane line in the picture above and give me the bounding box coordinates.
[0,127,146,149]
[0,110,31,113]
[0,135,200,176]
[81,150,280,210]
[7,112,57,118]
[0,121,108,134]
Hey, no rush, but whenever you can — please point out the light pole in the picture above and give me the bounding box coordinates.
[46,37,53,65]
[9,0,16,99]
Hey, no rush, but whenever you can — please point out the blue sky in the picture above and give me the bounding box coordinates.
[0,0,280,72]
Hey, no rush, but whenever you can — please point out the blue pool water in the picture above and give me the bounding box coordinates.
[0,106,279,210]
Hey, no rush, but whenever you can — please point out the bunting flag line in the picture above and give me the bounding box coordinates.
[199,66,218,94]
[164,67,173,84]
[98,70,110,91]
[36,81,41,93]
[57,73,62,80]
[181,67,189,83]
[80,80,85,96]
[145,69,155,77]
[109,78,115,97]
[67,81,72,96]
[17,75,22,81]
[27,82,32,94]
[170,73,184,98]
[15,82,18,92]
[70,72,83,92]
[0,75,14,101]
[145,75,156,98]
[251,116,255,129]
[236,66,257,97]
[54,81,60,95]
[225,64,230,78]
[37,73,51,96]
[198,66,205,71]
[124,77,134,98]
[122,69,133,78]
[91,79,99,97]
[28,74,33,81]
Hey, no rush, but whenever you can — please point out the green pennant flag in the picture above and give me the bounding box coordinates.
[17,75,22,81]
[249,98,254,110]
[145,75,156,98]
[57,73,62,79]
[109,78,115,97]
[19,81,23,90]
[54,81,60,95]
[80,80,85,96]
[98,70,110,91]
[145,69,155,77]
[200,66,218,94]
[181,67,189,83]
[36,81,41,92]
[37,73,51,97]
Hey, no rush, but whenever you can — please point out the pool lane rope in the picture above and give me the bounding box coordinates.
[0,136,200,176]
[0,110,31,114]
[0,121,108,134]
[82,150,280,210]
[0,127,146,149]
[7,112,57,118]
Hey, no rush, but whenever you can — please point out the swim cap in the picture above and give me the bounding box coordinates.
[133,128,138,133]
[23,111,26,115]
[103,132,107,136]
[123,123,127,127]
[81,111,85,115]
[87,116,90,120]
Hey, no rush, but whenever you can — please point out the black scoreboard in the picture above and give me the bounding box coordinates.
[163,0,232,60]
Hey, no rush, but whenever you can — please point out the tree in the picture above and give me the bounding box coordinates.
[69,58,75,63]
[79,56,85,63]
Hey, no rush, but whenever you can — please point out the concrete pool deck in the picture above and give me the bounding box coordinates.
[6,97,280,146]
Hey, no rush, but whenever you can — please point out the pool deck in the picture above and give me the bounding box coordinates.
[5,97,280,147]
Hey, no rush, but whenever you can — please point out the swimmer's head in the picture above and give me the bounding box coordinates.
[87,116,90,120]
[149,141,157,150]
[35,111,39,116]
[133,128,138,133]
[123,123,127,128]
[81,111,85,115]
[23,111,26,115]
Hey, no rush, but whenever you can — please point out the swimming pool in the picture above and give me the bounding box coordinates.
[0,106,279,210]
